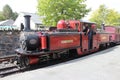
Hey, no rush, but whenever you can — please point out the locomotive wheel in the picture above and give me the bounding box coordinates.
[17,55,30,69]
[23,56,30,68]
[16,55,23,69]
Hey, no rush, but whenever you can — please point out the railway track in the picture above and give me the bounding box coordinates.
[0,54,17,63]
[0,65,20,77]
[0,54,21,77]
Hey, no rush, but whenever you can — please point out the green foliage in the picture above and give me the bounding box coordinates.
[12,12,18,20]
[0,4,18,21]
[90,4,120,28]
[0,12,5,21]
[106,9,120,26]
[37,0,90,26]
[3,4,13,19]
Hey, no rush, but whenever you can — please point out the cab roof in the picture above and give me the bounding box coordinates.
[80,20,96,24]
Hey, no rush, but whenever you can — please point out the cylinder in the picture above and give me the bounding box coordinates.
[24,15,31,31]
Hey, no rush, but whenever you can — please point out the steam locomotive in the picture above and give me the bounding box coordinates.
[15,15,120,68]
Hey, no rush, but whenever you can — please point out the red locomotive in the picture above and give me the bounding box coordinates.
[15,15,120,68]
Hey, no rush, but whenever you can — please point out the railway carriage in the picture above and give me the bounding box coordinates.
[105,26,120,44]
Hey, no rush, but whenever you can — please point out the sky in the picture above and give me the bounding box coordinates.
[0,0,37,13]
[0,0,120,19]
[84,0,120,19]
[86,0,120,11]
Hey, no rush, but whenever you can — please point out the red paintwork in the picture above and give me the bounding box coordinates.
[57,20,67,29]
[93,34,99,49]
[105,26,116,42]
[41,35,47,50]
[116,34,119,42]
[49,34,80,50]
[77,48,83,55]
[105,26,116,33]
[37,32,42,50]
[99,33,110,44]
[105,26,120,43]
[69,20,81,31]
[77,33,99,55]
[29,56,39,65]
[81,34,88,51]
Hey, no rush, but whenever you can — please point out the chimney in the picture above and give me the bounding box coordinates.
[24,15,31,31]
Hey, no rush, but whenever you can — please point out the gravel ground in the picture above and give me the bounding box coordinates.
[1,45,120,80]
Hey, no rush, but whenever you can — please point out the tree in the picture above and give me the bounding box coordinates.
[0,11,5,21]
[106,9,120,26]
[90,4,120,27]
[37,0,90,26]
[12,12,18,20]
[3,4,13,19]
[2,4,18,20]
